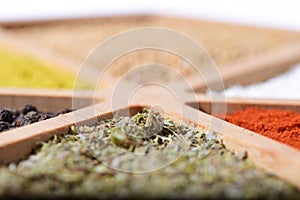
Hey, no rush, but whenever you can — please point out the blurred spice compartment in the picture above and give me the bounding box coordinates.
[0,45,90,89]
[1,15,300,93]
[1,15,300,85]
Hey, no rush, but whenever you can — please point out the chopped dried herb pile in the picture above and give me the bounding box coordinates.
[0,105,71,132]
[0,109,299,199]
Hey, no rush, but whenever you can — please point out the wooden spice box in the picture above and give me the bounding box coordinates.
[0,90,300,190]
[1,15,300,195]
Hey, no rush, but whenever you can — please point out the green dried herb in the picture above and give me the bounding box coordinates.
[0,108,299,199]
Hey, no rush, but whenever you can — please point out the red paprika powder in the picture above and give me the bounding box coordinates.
[219,107,300,150]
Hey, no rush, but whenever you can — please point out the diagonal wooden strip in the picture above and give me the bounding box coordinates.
[187,95,300,114]
[0,101,153,164]
[0,88,102,112]
[188,44,300,92]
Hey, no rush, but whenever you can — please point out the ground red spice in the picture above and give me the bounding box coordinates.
[218,107,300,150]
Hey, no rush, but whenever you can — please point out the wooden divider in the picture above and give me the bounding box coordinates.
[0,88,102,112]
[188,45,300,92]
[186,95,300,114]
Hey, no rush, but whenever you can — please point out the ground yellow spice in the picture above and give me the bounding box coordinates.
[0,48,90,89]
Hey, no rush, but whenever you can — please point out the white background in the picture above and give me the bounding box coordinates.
[0,0,299,31]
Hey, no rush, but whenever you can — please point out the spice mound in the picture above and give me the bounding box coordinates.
[0,109,299,199]
[219,107,300,150]
[0,104,72,133]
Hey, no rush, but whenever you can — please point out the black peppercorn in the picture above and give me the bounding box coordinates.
[20,111,41,126]
[22,105,37,115]
[0,109,14,124]
[0,121,11,132]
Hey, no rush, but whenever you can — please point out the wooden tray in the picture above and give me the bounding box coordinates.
[0,15,300,193]
[0,89,300,190]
